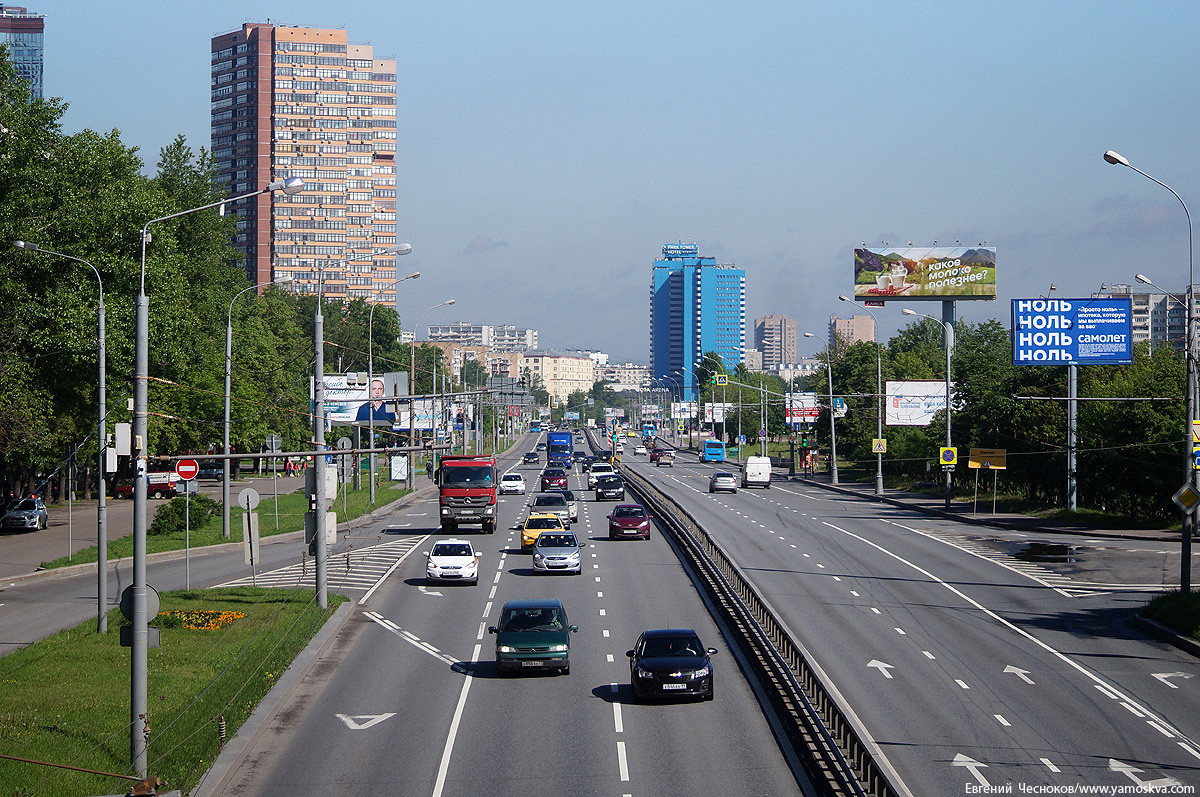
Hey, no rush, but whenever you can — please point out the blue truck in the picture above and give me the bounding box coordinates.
[546,431,573,468]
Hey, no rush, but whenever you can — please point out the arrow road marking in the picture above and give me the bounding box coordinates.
[335,712,395,730]
[1004,665,1035,684]
[418,585,443,596]
[1153,672,1194,689]
[1109,758,1184,790]
[953,754,989,787]
[867,659,894,679]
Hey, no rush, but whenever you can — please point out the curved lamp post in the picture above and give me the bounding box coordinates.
[803,332,838,484]
[13,241,108,631]
[840,295,884,495]
[409,299,456,481]
[223,273,294,541]
[902,308,954,509]
[367,258,418,504]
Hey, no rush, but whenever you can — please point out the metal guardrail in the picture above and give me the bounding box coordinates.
[619,462,906,797]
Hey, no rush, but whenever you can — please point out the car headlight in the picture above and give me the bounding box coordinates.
[637,667,654,679]
[691,666,711,678]
[533,553,544,561]
[485,506,494,515]
[566,552,581,561]
[498,645,516,653]
[548,644,568,652]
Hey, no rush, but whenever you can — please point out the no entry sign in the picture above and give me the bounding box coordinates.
[176,459,199,481]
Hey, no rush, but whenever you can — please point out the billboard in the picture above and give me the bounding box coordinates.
[885,380,956,426]
[1011,298,1133,365]
[314,372,408,425]
[853,246,997,301]
[785,392,820,426]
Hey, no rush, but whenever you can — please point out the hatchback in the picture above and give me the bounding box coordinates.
[424,539,480,585]
[594,473,625,501]
[499,473,526,495]
[708,472,738,494]
[608,504,651,540]
[540,468,568,491]
[1,497,48,531]
[531,531,584,575]
[627,628,717,701]
[489,599,577,675]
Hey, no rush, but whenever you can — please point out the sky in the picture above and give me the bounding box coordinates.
[27,0,1200,364]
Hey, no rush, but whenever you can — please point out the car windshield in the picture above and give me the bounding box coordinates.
[13,500,37,511]
[432,544,472,557]
[501,607,564,632]
[441,465,494,488]
[641,635,702,657]
[525,517,562,529]
[613,506,645,519]
[543,469,565,478]
[534,495,566,507]
[537,534,577,548]
[502,475,522,482]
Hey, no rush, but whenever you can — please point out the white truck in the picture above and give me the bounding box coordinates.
[741,456,772,489]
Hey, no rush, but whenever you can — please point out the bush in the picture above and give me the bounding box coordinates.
[148,494,220,536]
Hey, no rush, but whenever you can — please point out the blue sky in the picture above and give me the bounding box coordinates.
[32,0,1200,363]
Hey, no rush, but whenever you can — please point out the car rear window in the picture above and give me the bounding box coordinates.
[534,495,566,506]
[613,506,645,518]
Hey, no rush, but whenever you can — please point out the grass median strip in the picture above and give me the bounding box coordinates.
[0,587,346,796]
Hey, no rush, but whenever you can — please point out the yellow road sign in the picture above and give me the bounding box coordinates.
[1193,420,1200,444]
[968,448,1007,470]
[1173,483,1200,513]
[872,439,887,454]
[939,447,958,466]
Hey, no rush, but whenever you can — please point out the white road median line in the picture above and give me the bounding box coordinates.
[432,642,481,797]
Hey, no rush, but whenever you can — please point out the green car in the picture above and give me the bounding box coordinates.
[488,599,578,675]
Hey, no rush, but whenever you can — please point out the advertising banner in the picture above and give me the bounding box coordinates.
[564,411,580,420]
[1011,298,1133,365]
[786,393,820,425]
[854,246,997,301]
[672,402,697,418]
[314,372,408,425]
[702,403,733,423]
[885,380,955,426]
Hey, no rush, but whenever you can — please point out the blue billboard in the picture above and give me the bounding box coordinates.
[1011,298,1133,365]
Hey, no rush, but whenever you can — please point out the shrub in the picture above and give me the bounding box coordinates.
[148,494,220,536]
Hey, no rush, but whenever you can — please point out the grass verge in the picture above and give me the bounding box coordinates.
[0,587,345,796]
[1143,591,1200,641]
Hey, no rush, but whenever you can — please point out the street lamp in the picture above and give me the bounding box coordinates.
[1108,150,1195,594]
[803,332,838,484]
[840,295,885,495]
[13,241,108,631]
[131,176,302,776]
[902,308,954,509]
[409,299,456,481]
[223,273,294,541]
[368,259,418,504]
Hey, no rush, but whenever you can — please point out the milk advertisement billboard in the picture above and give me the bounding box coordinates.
[854,246,997,301]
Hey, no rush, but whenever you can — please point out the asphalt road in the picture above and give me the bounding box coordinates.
[620,447,1200,795]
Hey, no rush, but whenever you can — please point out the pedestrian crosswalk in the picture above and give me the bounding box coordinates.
[217,535,429,592]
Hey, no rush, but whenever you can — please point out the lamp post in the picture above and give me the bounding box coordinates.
[224,273,294,541]
[13,241,108,631]
[409,299,456,481]
[131,177,302,775]
[902,308,954,509]
[804,332,838,484]
[840,295,884,495]
[367,259,417,505]
[1107,150,1194,594]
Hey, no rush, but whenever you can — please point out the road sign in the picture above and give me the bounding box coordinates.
[265,433,282,453]
[238,487,260,510]
[758,429,767,438]
[175,459,199,481]
[939,447,958,466]
[715,375,728,385]
[1194,421,1200,444]
[968,448,1007,470]
[1173,483,1200,513]
[872,439,887,454]
[1194,447,1200,471]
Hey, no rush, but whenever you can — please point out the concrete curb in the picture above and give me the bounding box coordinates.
[191,600,357,797]
[1133,613,1200,660]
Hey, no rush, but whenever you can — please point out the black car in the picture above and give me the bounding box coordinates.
[523,452,540,464]
[594,473,625,501]
[627,628,716,701]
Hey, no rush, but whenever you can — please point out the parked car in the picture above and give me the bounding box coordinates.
[531,531,584,575]
[594,473,625,501]
[540,468,569,492]
[708,472,737,494]
[424,538,480,585]
[627,628,716,701]
[499,473,527,495]
[544,489,579,522]
[607,504,651,540]
[1,497,48,531]
[656,450,675,467]
[529,492,572,527]
[523,451,541,465]
[197,464,223,479]
[488,598,577,675]
[521,513,567,551]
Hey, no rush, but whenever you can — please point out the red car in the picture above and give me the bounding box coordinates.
[649,448,665,463]
[608,504,651,540]
[540,468,569,491]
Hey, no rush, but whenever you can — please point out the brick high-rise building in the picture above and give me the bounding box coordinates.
[210,23,398,300]
[829,313,876,346]
[753,314,797,370]
[1,6,43,99]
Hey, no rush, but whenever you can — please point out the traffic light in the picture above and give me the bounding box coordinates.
[710,374,717,385]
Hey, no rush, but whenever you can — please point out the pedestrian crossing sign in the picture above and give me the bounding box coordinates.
[872,439,886,453]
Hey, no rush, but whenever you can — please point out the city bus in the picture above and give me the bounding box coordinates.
[529,420,542,433]
[701,440,726,463]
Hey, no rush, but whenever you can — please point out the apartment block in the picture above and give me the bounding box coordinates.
[210,23,398,300]
[519,351,596,403]
[753,314,796,370]
[829,313,876,346]
[427,322,538,352]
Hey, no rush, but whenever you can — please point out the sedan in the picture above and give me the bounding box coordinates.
[529,492,572,527]
[1,497,48,531]
[424,539,480,585]
[499,473,526,494]
[522,452,540,465]
[594,473,625,501]
[544,489,579,522]
[540,468,569,491]
[708,472,738,494]
[520,513,567,551]
[607,504,651,540]
[627,628,717,701]
[531,531,584,575]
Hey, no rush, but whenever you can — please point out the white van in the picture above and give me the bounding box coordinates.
[741,456,772,489]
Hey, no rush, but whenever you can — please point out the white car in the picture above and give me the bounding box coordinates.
[634,445,648,456]
[588,463,615,488]
[425,539,480,585]
[500,472,526,494]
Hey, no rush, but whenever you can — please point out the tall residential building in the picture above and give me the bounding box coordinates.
[650,242,746,398]
[519,351,595,403]
[427,322,538,352]
[1099,283,1189,352]
[829,313,876,346]
[753,314,797,370]
[0,6,43,99]
[210,23,398,300]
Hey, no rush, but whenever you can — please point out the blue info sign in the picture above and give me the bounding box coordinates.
[1011,298,1133,365]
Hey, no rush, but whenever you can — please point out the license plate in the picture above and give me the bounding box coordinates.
[521,660,544,667]
[662,683,687,690]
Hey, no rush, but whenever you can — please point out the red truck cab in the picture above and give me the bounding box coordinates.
[437,455,498,533]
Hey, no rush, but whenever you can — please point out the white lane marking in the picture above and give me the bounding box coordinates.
[603,629,610,637]
[1119,702,1144,718]
[476,622,485,641]
[1004,665,1035,685]
[994,714,1010,727]
[431,643,481,797]
[493,571,502,584]
[923,650,936,659]
[1040,758,1060,773]
[616,741,629,781]
[613,696,624,732]
[1153,672,1193,688]
[418,586,443,597]
[595,577,602,582]
[1179,742,1200,762]
[363,612,459,667]
[359,536,431,605]
[1147,720,1175,738]
[868,660,894,678]
[597,591,604,598]
[953,754,990,787]
[599,609,607,616]
[335,712,395,730]
[482,601,492,618]
[850,590,860,597]
[606,654,614,662]
[870,607,881,615]
[894,627,906,635]
[488,585,497,599]
[955,680,970,690]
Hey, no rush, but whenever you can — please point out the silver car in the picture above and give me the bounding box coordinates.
[708,472,738,494]
[532,531,584,575]
[530,492,572,527]
[2,497,48,531]
[544,489,578,522]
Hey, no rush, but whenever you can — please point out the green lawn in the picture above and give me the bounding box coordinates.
[0,588,346,797]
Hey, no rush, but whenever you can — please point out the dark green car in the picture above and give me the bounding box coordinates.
[488,599,578,675]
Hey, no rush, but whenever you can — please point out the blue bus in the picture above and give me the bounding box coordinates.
[701,440,726,462]
[529,420,542,433]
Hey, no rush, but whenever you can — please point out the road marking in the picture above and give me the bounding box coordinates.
[603,629,610,638]
[955,680,970,689]
[850,590,860,597]
[994,714,1010,727]
[1109,758,1184,791]
[1153,672,1193,688]
[953,754,990,787]
[418,586,442,597]
[431,643,481,797]
[616,741,629,781]
[894,627,906,635]
[488,586,497,599]
[870,607,881,615]
[1147,719,1176,738]
[599,609,606,616]
[923,650,936,659]
[612,691,624,732]
[335,713,395,730]
[493,571,502,584]
[1179,741,1200,762]
[607,654,614,662]
[867,660,894,678]
[363,612,459,667]
[597,591,604,598]
[482,601,492,618]
[1004,665,1034,684]
[1040,758,1060,773]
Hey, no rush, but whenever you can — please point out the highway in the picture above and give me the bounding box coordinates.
[620,443,1200,794]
